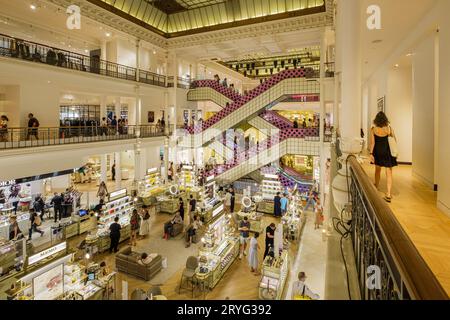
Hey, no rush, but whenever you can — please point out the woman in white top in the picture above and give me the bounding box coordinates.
[139,206,150,239]
[314,198,324,230]
[248,232,260,274]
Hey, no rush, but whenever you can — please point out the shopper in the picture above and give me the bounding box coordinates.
[168,162,174,181]
[27,113,39,140]
[248,232,260,274]
[293,119,299,129]
[264,223,276,259]
[111,163,116,181]
[137,253,155,266]
[8,215,23,240]
[314,198,324,230]
[33,195,45,221]
[303,188,317,212]
[50,192,63,222]
[111,116,118,134]
[97,181,108,201]
[0,115,9,142]
[139,205,150,239]
[109,216,121,253]
[178,197,185,220]
[94,199,104,213]
[28,209,44,239]
[291,272,320,300]
[129,209,140,246]
[186,215,202,248]
[239,216,251,259]
[224,189,232,213]
[370,111,398,203]
[280,193,288,216]
[163,212,183,240]
[189,194,197,220]
[273,192,282,217]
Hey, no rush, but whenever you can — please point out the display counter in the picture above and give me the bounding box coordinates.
[139,168,166,205]
[281,200,305,242]
[256,201,274,215]
[259,251,289,300]
[197,237,239,289]
[60,220,79,239]
[157,194,185,214]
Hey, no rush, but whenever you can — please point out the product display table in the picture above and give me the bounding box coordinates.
[256,201,275,215]
[259,251,289,300]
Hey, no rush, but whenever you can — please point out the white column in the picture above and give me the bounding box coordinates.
[331,0,364,214]
[114,97,121,133]
[101,40,107,61]
[135,39,140,82]
[172,53,178,132]
[134,142,144,182]
[338,0,361,138]
[100,95,107,123]
[115,152,122,189]
[164,137,169,182]
[100,154,107,182]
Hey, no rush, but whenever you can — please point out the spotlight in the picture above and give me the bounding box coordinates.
[30,4,37,10]
[85,253,90,259]
[105,32,111,37]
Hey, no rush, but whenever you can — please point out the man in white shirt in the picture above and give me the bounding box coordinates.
[291,272,320,300]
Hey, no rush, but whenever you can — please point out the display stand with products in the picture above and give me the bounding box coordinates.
[157,185,186,214]
[197,177,221,223]
[72,210,95,235]
[194,207,239,289]
[138,168,166,206]
[180,165,196,188]
[95,189,134,253]
[4,247,117,300]
[259,251,289,300]
[257,174,282,215]
[281,194,305,242]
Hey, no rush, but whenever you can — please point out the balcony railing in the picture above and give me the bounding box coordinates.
[167,76,191,89]
[348,156,448,300]
[0,33,166,87]
[0,125,164,150]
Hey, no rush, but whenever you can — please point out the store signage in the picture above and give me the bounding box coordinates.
[0,180,16,187]
[206,175,215,182]
[109,188,127,200]
[212,204,224,218]
[28,242,67,266]
[147,168,158,174]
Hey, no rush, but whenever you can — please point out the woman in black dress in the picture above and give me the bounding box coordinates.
[369,112,397,203]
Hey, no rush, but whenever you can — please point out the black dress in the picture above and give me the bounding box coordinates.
[373,134,397,168]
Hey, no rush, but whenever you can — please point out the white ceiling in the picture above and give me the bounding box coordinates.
[361,0,437,80]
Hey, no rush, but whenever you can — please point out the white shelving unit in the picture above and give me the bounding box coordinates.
[261,174,283,201]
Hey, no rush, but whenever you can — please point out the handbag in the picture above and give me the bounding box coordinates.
[388,126,398,158]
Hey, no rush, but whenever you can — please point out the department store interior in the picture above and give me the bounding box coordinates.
[0,0,449,301]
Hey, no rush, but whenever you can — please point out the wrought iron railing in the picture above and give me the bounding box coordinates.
[0,125,164,150]
[348,156,448,300]
[324,62,335,78]
[0,33,166,87]
[167,76,191,89]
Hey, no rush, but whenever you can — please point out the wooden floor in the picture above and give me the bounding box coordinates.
[362,162,450,297]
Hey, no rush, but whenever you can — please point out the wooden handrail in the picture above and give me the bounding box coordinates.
[348,156,448,299]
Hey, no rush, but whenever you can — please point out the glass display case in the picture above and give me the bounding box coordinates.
[259,251,289,300]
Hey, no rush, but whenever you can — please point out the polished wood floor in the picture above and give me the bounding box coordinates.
[362,162,450,297]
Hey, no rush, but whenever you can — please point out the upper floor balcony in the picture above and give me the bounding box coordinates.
[0,124,167,151]
[0,33,166,88]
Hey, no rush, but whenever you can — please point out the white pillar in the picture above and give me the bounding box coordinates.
[331,0,364,214]
[134,142,144,182]
[337,0,361,138]
[115,152,122,189]
[135,39,140,82]
[100,95,107,122]
[164,137,169,182]
[172,53,178,132]
[100,154,107,182]
[101,40,107,61]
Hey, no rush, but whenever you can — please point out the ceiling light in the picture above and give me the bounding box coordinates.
[30,4,37,10]
[153,49,156,55]
[394,64,399,68]
[105,32,111,37]
[406,53,414,57]
[84,49,89,53]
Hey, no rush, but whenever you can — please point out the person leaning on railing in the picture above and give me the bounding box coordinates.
[26,113,39,140]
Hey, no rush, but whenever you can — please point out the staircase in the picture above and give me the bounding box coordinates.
[207,128,320,182]
[180,69,320,148]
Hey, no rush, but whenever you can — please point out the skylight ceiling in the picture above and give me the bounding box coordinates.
[89,0,326,37]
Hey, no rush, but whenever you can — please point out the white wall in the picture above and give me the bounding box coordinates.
[386,66,413,163]
[437,0,450,214]
[412,34,436,185]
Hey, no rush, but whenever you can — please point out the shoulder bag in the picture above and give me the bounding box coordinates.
[388,126,398,158]
[294,284,312,300]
